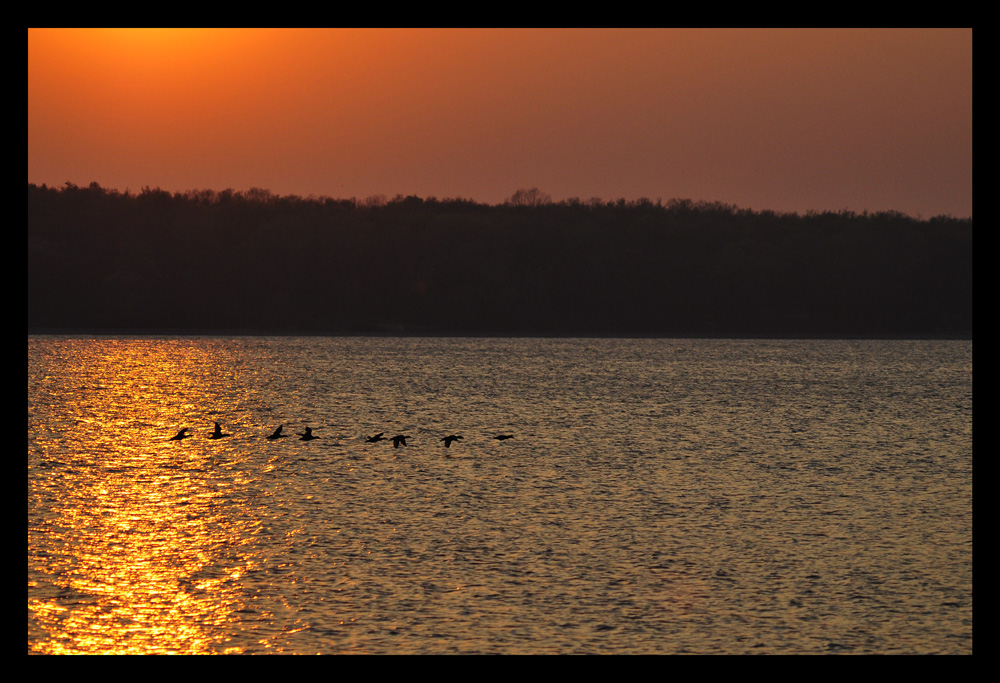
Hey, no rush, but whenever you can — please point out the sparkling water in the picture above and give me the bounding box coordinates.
[27,336,973,654]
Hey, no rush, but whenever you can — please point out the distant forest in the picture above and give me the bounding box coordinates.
[28,182,972,337]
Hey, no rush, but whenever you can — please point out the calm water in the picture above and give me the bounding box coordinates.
[27,336,972,654]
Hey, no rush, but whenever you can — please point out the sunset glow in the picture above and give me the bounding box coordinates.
[27,340,262,654]
[28,28,974,657]
[28,28,972,218]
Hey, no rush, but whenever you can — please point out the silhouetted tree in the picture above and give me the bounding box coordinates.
[27,182,972,337]
[506,187,552,207]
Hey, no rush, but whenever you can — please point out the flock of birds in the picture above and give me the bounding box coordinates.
[169,422,514,449]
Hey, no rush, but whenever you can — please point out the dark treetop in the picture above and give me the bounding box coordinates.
[28,183,971,338]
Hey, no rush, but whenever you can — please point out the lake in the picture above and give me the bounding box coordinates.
[27,336,972,654]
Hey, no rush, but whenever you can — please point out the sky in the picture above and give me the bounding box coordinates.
[28,28,972,218]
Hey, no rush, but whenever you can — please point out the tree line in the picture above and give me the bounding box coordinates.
[28,182,972,337]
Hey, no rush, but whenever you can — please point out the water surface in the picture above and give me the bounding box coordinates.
[27,337,973,654]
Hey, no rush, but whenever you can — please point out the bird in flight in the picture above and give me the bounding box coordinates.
[209,422,231,439]
[169,427,192,441]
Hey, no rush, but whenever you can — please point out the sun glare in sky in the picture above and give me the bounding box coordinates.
[28,28,972,218]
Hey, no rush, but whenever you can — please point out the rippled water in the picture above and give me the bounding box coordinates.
[27,336,972,654]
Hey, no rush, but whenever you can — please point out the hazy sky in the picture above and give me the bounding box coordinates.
[28,28,972,218]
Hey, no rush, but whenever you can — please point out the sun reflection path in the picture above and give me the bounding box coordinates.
[28,338,271,654]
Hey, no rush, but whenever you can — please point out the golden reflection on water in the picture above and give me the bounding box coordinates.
[29,337,974,654]
[28,339,262,654]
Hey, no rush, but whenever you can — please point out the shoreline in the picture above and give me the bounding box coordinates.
[27,327,973,341]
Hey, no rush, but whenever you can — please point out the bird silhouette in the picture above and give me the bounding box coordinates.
[209,422,231,439]
[366,432,387,443]
[441,434,463,448]
[298,426,319,441]
[390,434,408,448]
[494,434,514,441]
[169,427,192,441]
[266,425,288,440]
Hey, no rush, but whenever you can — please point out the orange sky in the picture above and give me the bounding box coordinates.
[28,28,972,217]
